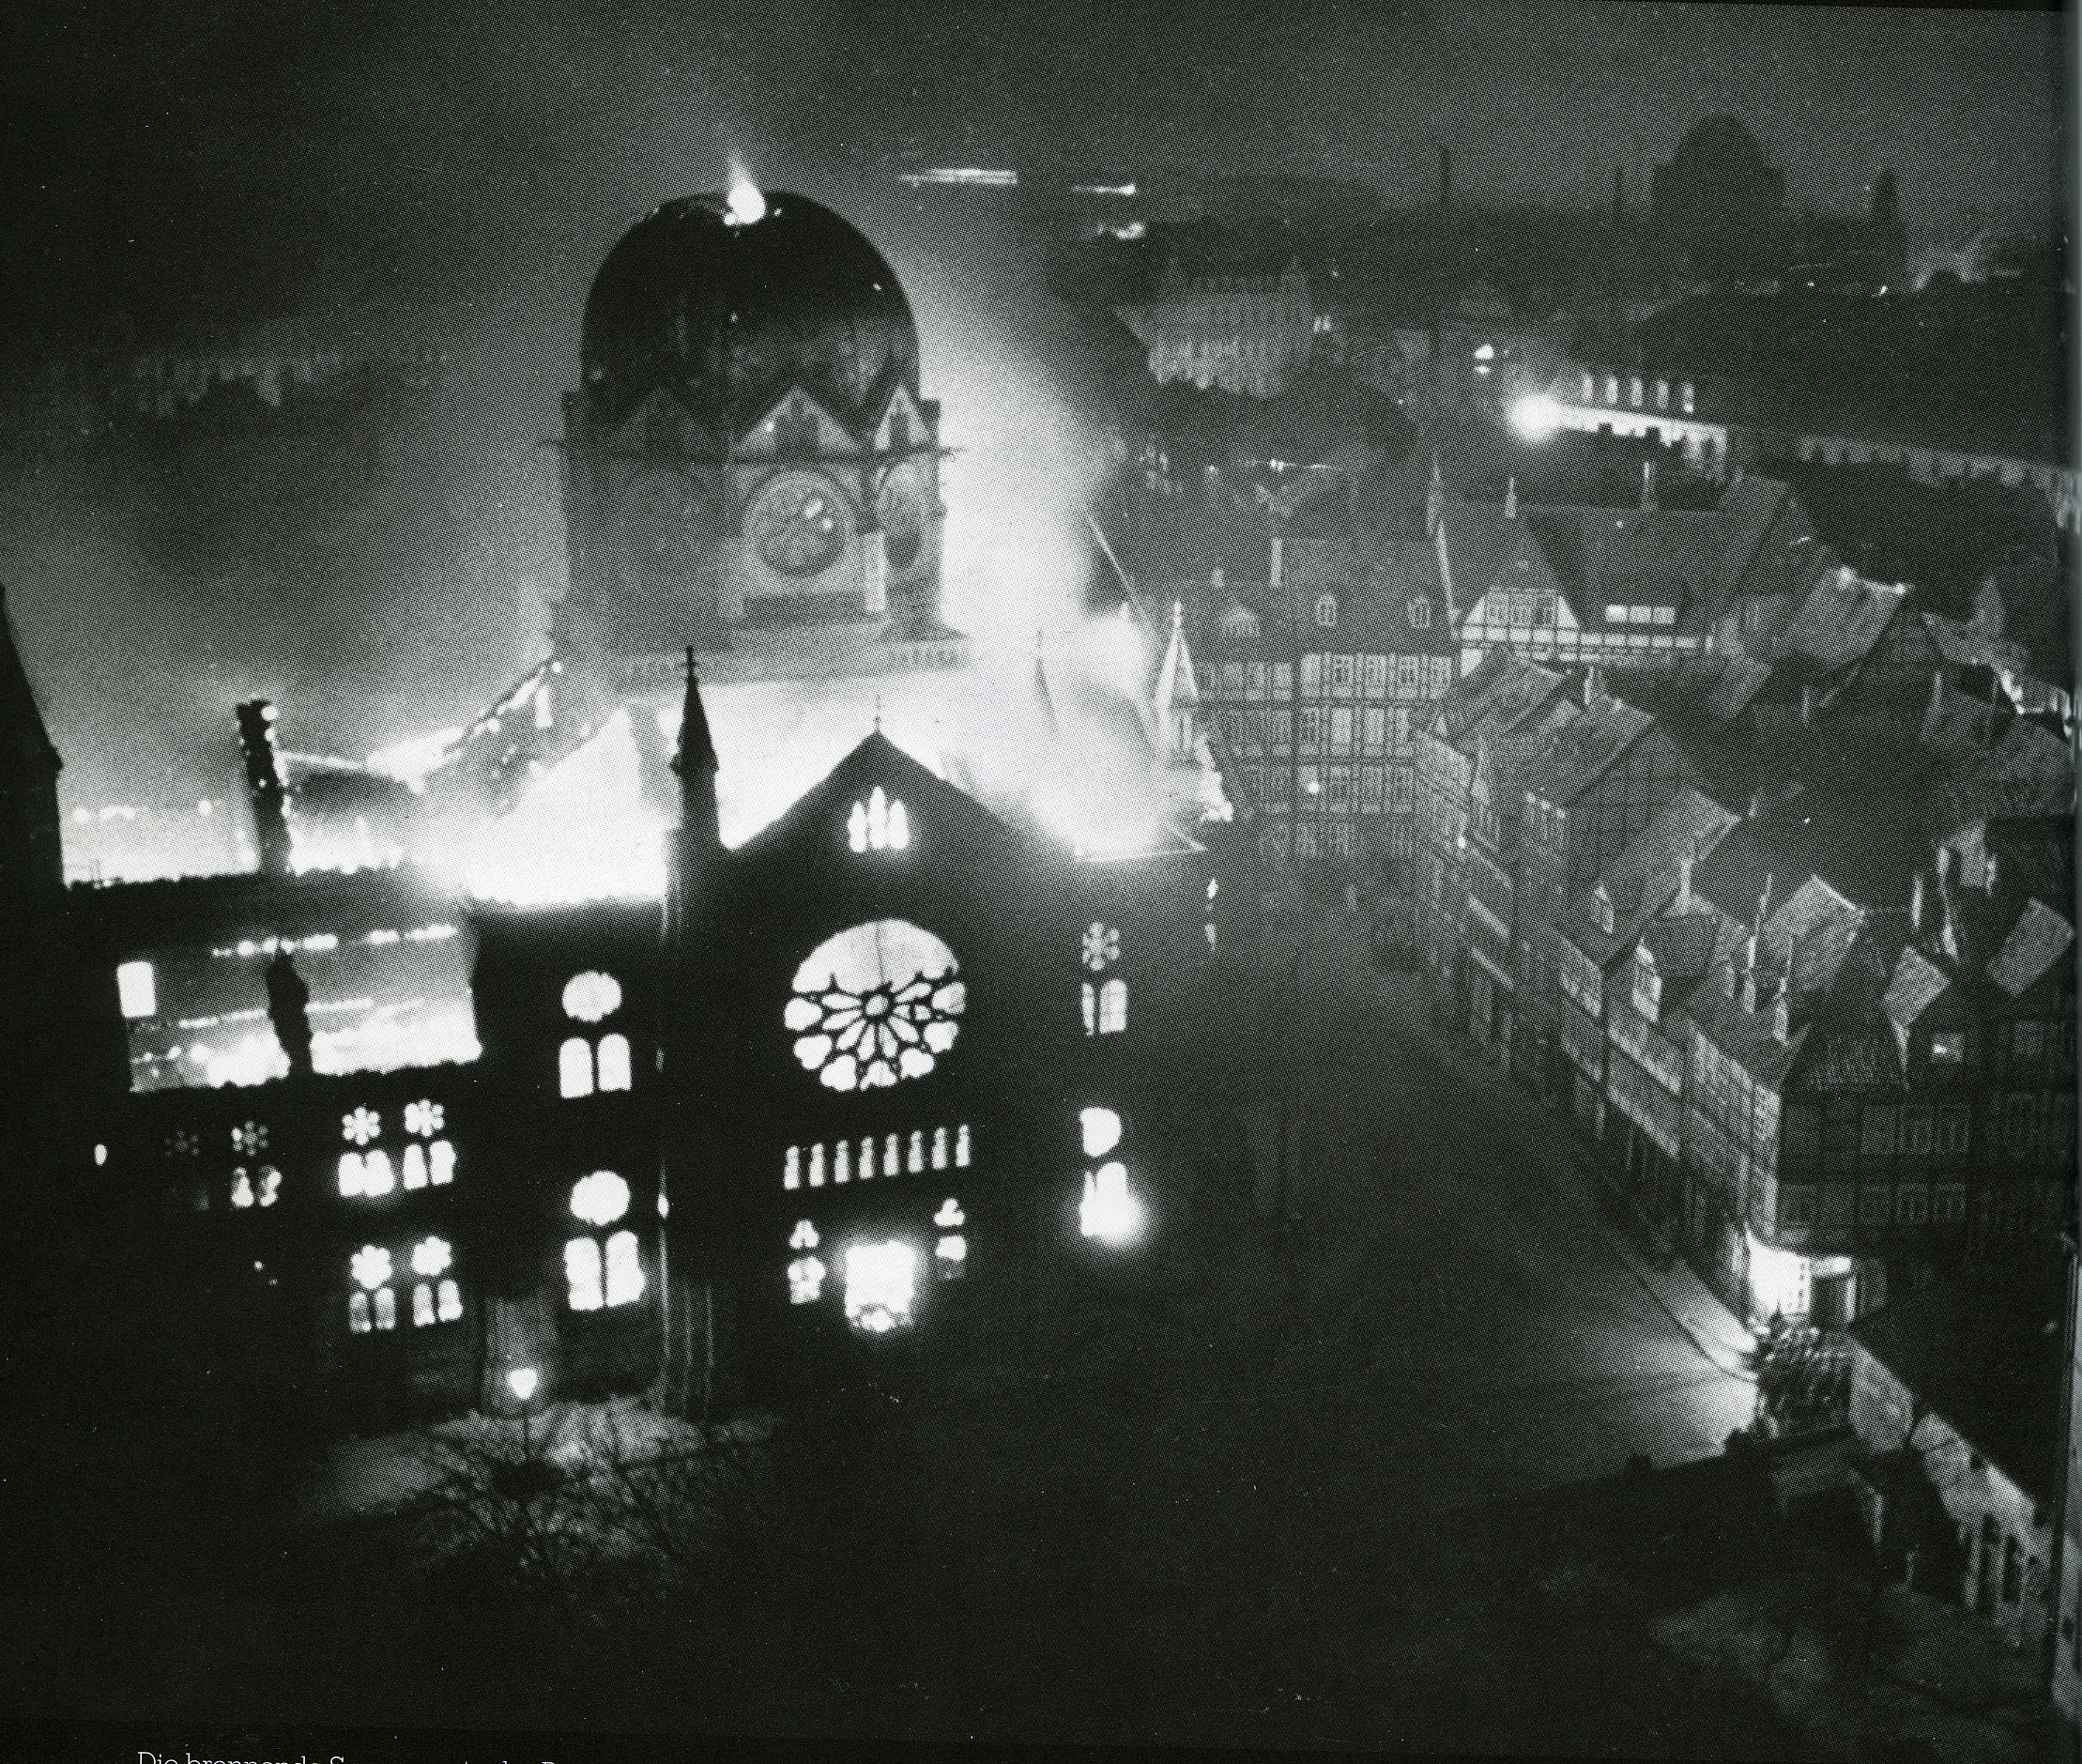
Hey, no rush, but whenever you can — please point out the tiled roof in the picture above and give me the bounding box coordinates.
[1985,897,2075,1000]
[1433,651,1570,757]
[1923,612,2031,678]
[1775,567,1908,674]
[1850,1279,2065,1506]
[1881,944,1951,1030]
[1522,694,1656,807]
[1563,787,1741,968]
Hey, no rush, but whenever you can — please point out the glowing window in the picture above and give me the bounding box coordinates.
[343,1107,381,1146]
[410,1235,452,1278]
[338,1152,363,1197]
[1080,1162,1145,1245]
[351,1245,392,1289]
[437,1280,460,1325]
[116,960,157,1020]
[956,1124,971,1167]
[844,1240,919,1333]
[1080,982,1095,1035]
[1081,922,1121,972]
[1314,593,1339,628]
[605,1231,645,1306]
[231,1170,253,1208]
[934,1197,968,1277]
[859,1136,877,1179]
[348,1291,372,1334]
[232,1121,269,1156]
[373,1287,397,1330]
[597,1033,633,1092]
[1097,978,1128,1035]
[562,971,622,1022]
[564,1237,604,1311]
[932,1127,949,1170]
[404,1099,444,1137]
[1081,1106,1124,1157]
[571,1170,630,1226]
[784,1146,802,1190]
[848,786,912,853]
[559,1037,594,1098]
[784,920,965,1091]
[412,1282,436,1327]
[403,1144,428,1189]
[256,1166,280,1207]
[810,1143,826,1187]
[909,1130,925,1173]
[429,1140,455,1185]
[789,1219,819,1250]
[788,1253,827,1305]
[360,1150,394,1196]
[834,1140,852,1183]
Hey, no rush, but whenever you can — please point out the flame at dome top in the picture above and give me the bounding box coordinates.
[724,163,766,227]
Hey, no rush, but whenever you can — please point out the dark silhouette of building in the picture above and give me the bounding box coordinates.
[1651,116,1786,283]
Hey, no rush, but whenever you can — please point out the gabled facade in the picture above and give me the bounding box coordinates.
[68,668,1207,1431]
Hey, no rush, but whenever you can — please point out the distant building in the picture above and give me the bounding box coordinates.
[1650,116,1786,284]
[1115,260,1316,398]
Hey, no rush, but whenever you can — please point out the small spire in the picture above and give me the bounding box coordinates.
[1504,476,1518,520]
[672,646,717,780]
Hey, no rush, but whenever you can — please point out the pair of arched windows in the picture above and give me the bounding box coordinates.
[559,969,632,1097]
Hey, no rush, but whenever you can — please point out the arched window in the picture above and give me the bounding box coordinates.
[565,1213,644,1311]
[1314,592,1339,629]
[848,786,911,853]
[559,1036,594,1098]
[1098,977,1129,1035]
[596,1033,632,1092]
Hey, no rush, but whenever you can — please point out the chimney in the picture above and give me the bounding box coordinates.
[1640,458,1658,513]
[1505,476,1518,520]
[235,698,293,878]
[1928,668,1945,720]
[1800,682,1815,727]
[1269,534,1284,591]
[1582,664,1602,708]
[1426,452,1446,539]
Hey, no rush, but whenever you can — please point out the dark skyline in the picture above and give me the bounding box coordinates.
[6,1,2070,337]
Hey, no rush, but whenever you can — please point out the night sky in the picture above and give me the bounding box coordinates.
[0,1,2070,847]
[7,1,2070,336]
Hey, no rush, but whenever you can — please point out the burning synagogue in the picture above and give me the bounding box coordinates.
[2,186,1223,1427]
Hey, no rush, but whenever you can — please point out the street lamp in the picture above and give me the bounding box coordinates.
[506,1365,539,1456]
[1508,391,1563,441]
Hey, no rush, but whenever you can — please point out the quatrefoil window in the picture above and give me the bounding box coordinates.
[784,919,965,1092]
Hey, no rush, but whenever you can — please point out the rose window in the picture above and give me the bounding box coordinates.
[1081,922,1121,973]
[784,920,965,1092]
[343,1107,381,1146]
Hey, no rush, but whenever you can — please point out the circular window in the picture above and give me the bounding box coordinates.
[562,971,622,1022]
[570,1170,631,1226]
[752,474,849,578]
[783,919,965,1091]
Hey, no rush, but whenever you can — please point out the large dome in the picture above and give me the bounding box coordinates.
[579,191,921,435]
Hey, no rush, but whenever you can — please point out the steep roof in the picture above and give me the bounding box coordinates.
[0,582,60,775]
[1851,1280,2065,1505]
[1985,897,2075,1000]
[1522,694,1658,808]
[1562,786,1740,969]
[1881,944,1952,1031]
[1775,567,1908,675]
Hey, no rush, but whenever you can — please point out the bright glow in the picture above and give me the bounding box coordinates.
[233,1120,268,1155]
[404,1098,445,1136]
[956,1124,971,1167]
[934,1197,965,1229]
[788,1255,827,1305]
[350,1245,392,1290]
[1508,393,1563,441]
[1079,1161,1145,1246]
[413,1282,436,1327]
[790,1219,819,1250]
[437,1279,462,1322]
[1081,922,1121,972]
[561,971,622,1023]
[506,1366,539,1403]
[596,1033,632,1092]
[374,1287,397,1330]
[849,787,911,853]
[565,1237,604,1311]
[605,1230,645,1306]
[1080,1106,1123,1158]
[725,170,767,226]
[403,1143,428,1189]
[844,1240,919,1333]
[257,1167,279,1206]
[360,1149,394,1196]
[231,1171,253,1208]
[117,960,157,1020]
[429,1140,455,1185]
[1747,1232,1812,1320]
[787,920,964,1090]
[936,1235,967,1267]
[570,1170,631,1226]
[410,1235,452,1278]
[1473,343,1496,361]
[559,1036,593,1098]
[348,1292,371,1333]
[1097,977,1128,1035]
[343,1107,381,1146]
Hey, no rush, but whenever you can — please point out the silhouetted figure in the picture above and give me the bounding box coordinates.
[265,951,314,1080]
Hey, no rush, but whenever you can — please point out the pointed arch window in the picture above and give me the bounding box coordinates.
[848,786,911,853]
[1079,922,1127,1035]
